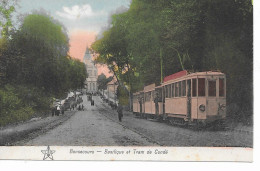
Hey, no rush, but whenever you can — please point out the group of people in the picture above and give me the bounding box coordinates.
[69,92,124,122]
[69,103,84,111]
[77,104,85,111]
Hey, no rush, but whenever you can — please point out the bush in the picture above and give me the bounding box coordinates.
[13,85,53,112]
[0,85,34,126]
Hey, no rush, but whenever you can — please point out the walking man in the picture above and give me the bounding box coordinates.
[154,92,159,119]
[82,104,84,111]
[117,104,123,122]
[138,97,143,118]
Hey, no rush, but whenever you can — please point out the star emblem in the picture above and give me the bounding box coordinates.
[41,146,55,160]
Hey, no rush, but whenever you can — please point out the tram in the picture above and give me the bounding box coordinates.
[133,70,226,126]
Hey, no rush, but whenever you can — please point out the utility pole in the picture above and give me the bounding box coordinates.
[160,48,163,83]
[114,82,116,104]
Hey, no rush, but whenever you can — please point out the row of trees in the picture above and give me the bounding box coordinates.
[92,0,253,122]
[1,13,87,96]
[0,1,87,126]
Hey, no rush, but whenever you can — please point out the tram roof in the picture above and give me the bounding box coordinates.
[163,70,225,83]
[163,70,188,83]
[144,83,155,92]
[133,71,225,94]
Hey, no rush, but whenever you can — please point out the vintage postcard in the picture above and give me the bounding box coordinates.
[0,0,253,162]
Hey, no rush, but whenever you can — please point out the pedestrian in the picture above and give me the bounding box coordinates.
[154,92,159,119]
[51,107,55,117]
[117,104,123,122]
[138,97,143,118]
[82,104,84,111]
[56,105,60,116]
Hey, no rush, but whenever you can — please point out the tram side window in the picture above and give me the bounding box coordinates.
[181,80,186,96]
[175,83,179,97]
[145,92,151,101]
[165,86,168,98]
[178,82,181,97]
[168,85,171,98]
[192,79,197,97]
[219,78,225,97]
[198,78,205,96]
[140,93,144,102]
[208,80,216,97]
[165,85,169,98]
[156,88,162,102]
[171,83,175,97]
[133,95,137,102]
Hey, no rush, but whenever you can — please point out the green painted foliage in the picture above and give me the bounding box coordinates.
[0,11,87,126]
[92,0,253,120]
[97,73,113,90]
[0,0,16,38]
[0,85,34,126]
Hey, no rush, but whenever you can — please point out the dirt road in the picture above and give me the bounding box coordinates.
[23,95,156,146]
[16,95,252,147]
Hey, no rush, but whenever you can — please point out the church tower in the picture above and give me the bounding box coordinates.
[83,47,98,93]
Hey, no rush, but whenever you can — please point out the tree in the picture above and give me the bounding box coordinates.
[10,13,70,95]
[97,73,113,91]
[92,0,253,122]
[0,5,88,125]
[1,12,87,97]
[0,0,17,38]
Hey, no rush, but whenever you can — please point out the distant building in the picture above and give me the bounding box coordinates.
[83,47,98,93]
[106,78,118,103]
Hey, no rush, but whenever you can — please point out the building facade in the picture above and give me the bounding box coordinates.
[83,47,98,93]
[107,79,118,103]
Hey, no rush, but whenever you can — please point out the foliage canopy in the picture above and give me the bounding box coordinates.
[92,0,253,120]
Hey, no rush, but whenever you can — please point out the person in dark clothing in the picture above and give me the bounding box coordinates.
[117,104,123,122]
[138,97,143,118]
[51,107,55,117]
[154,92,159,119]
[81,104,84,111]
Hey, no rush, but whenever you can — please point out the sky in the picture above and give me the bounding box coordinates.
[16,0,131,76]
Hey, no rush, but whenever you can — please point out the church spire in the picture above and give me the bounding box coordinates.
[84,46,92,62]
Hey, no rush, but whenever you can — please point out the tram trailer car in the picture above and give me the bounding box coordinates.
[133,70,226,126]
[138,84,164,118]
[144,84,156,117]
[133,91,145,116]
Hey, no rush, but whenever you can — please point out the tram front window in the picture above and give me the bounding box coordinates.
[192,79,197,97]
[219,78,225,97]
[198,78,205,96]
[208,80,216,97]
